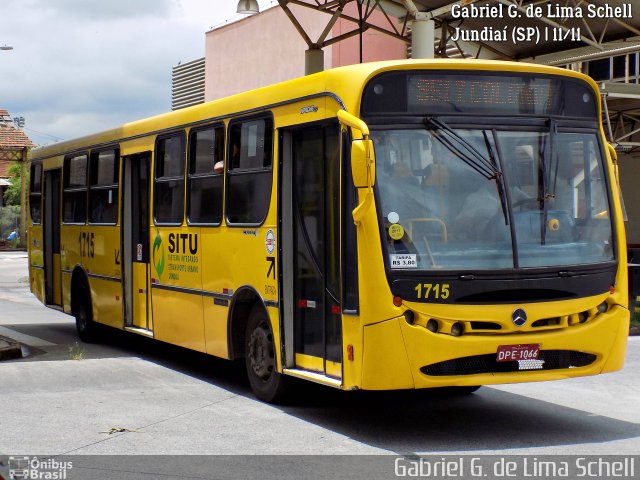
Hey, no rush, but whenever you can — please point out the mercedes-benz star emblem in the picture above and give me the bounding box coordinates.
[512,308,527,327]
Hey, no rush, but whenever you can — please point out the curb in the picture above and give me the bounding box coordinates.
[0,335,22,361]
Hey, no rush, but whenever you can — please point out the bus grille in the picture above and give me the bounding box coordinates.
[420,350,596,376]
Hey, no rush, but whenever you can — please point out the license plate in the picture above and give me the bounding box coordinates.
[496,344,540,362]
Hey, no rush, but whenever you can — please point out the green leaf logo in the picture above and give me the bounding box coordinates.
[152,232,165,278]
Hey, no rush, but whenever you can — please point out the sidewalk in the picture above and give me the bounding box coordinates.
[0,250,29,360]
[0,334,21,360]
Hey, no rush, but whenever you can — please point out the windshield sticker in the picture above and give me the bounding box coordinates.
[390,254,417,269]
[389,224,405,240]
[387,211,400,224]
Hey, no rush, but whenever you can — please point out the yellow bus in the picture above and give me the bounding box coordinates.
[28,59,629,402]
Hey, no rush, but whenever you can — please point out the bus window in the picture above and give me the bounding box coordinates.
[63,154,88,224]
[89,148,119,224]
[187,125,225,225]
[226,116,273,225]
[29,163,42,224]
[154,133,186,225]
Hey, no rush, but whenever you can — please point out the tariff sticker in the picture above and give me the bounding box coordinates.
[390,254,417,269]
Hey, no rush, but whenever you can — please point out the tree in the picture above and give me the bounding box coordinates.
[3,161,26,206]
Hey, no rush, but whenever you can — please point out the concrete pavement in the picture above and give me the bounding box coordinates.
[0,334,20,360]
[0,250,28,360]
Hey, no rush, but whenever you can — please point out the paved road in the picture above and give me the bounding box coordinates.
[0,250,638,477]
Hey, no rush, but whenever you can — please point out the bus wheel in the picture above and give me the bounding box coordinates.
[75,283,99,343]
[245,307,289,403]
[434,386,482,395]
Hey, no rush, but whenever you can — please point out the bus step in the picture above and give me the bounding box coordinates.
[282,368,342,389]
[124,326,154,338]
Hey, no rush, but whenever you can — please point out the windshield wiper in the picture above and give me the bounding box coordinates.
[425,117,500,180]
[540,119,558,245]
[483,130,509,226]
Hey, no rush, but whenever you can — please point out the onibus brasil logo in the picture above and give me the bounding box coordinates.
[8,456,73,479]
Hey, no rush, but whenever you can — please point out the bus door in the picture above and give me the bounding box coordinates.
[121,153,152,333]
[43,169,62,306]
[281,124,343,379]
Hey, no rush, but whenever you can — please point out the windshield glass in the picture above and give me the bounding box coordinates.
[373,128,614,271]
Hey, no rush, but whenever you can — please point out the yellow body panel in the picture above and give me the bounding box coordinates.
[131,262,149,330]
[28,225,45,303]
[26,59,628,394]
[153,289,205,352]
[52,254,62,305]
[357,304,629,390]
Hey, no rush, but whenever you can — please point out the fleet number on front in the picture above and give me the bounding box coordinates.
[415,283,450,300]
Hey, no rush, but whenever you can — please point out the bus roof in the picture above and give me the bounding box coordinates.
[32,58,597,160]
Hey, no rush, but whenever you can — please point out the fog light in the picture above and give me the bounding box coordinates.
[404,310,415,324]
[597,302,608,314]
[426,319,439,332]
[451,322,464,337]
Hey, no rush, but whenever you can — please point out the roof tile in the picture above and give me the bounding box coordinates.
[0,124,35,149]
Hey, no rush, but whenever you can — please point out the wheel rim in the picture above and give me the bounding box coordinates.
[248,320,275,382]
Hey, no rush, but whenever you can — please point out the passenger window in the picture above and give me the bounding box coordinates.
[226,116,273,225]
[89,149,119,224]
[29,164,42,224]
[187,125,225,225]
[63,154,88,224]
[154,133,185,225]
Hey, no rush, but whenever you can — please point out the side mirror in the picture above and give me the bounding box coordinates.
[337,109,375,225]
[607,143,618,163]
[351,138,375,188]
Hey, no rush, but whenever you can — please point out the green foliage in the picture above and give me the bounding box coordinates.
[3,161,26,206]
[0,205,20,241]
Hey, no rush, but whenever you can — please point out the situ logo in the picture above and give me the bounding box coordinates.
[152,232,165,279]
[8,456,73,480]
[152,232,199,280]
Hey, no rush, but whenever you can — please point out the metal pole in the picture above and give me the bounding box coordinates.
[305,47,324,75]
[411,17,435,59]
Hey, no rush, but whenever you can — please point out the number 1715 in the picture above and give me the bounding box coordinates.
[414,283,450,300]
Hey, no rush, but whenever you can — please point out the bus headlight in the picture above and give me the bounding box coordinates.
[404,310,415,325]
[426,319,439,333]
[451,322,464,337]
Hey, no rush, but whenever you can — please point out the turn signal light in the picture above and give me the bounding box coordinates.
[347,344,354,361]
[393,296,403,307]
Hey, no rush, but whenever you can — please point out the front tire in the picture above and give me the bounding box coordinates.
[75,282,100,343]
[245,306,289,403]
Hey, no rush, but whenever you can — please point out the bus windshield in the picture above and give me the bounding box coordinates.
[373,126,614,270]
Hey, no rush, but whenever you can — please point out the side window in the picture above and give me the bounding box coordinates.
[226,116,273,225]
[29,164,42,224]
[187,125,225,225]
[154,133,186,225]
[63,154,88,224]
[89,148,119,224]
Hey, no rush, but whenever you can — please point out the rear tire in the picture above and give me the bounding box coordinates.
[75,282,100,343]
[245,306,289,403]
[434,386,482,395]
